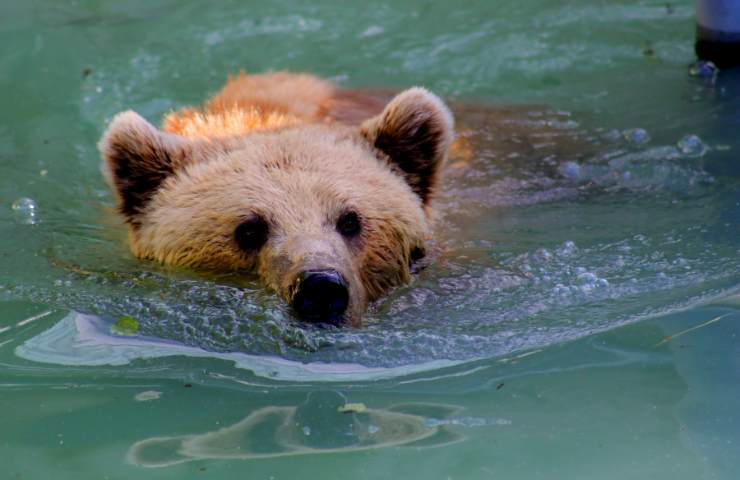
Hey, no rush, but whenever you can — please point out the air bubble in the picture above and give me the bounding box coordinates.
[602,129,622,141]
[558,241,577,256]
[576,272,598,284]
[559,161,581,180]
[302,426,311,436]
[688,60,718,79]
[11,197,37,225]
[623,128,650,145]
[676,134,707,157]
[533,248,552,262]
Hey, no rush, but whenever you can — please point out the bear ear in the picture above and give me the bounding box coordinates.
[99,111,193,225]
[360,87,454,204]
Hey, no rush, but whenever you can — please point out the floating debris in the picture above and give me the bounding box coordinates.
[17,310,53,327]
[655,313,732,347]
[111,316,139,336]
[338,403,367,414]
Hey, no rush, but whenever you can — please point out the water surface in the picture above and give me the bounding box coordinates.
[1,0,739,478]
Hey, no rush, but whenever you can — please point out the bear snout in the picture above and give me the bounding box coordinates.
[290,269,350,326]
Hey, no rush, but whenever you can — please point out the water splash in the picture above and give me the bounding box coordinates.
[688,60,718,79]
[676,134,707,157]
[3,97,738,374]
[622,128,651,145]
[11,197,38,225]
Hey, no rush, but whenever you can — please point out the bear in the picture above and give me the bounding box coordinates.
[99,71,454,327]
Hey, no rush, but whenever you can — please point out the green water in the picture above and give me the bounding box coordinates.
[1,0,740,478]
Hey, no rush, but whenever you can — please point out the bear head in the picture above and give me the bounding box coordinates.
[100,88,453,327]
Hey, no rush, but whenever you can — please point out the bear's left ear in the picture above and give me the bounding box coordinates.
[360,87,454,205]
[99,111,195,225]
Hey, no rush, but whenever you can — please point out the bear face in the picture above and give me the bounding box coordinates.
[100,81,453,327]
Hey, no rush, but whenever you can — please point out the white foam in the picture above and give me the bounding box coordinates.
[14,312,463,382]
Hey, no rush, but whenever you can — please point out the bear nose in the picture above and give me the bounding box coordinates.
[291,269,349,325]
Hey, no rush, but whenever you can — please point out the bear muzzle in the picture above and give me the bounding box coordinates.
[290,269,350,326]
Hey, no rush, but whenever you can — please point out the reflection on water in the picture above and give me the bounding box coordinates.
[128,391,465,467]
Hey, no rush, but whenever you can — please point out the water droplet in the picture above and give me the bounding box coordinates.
[360,25,384,38]
[533,248,552,262]
[623,128,650,145]
[558,240,577,256]
[12,197,37,225]
[688,60,718,79]
[302,425,311,436]
[674,257,689,267]
[676,134,707,157]
[559,161,581,180]
[603,129,622,141]
[577,272,598,285]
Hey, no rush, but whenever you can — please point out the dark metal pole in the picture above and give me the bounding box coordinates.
[696,0,740,69]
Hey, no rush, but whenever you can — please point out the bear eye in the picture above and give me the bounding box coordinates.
[235,215,269,252]
[336,210,361,238]
[410,246,426,262]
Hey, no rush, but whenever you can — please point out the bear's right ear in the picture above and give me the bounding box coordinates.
[99,111,193,225]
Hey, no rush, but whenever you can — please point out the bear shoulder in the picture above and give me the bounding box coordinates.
[162,72,398,140]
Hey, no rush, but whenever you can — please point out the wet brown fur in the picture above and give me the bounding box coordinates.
[100,71,454,326]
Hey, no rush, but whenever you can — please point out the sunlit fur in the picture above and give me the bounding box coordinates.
[100,71,454,326]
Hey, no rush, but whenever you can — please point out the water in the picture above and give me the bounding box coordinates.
[1,0,740,477]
